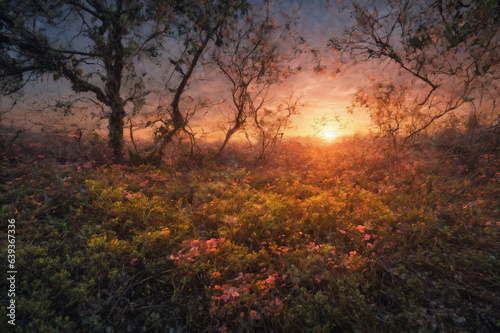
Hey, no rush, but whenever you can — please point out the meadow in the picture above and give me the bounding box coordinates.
[1,133,499,332]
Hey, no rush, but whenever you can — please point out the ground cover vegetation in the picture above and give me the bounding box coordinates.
[0,130,499,332]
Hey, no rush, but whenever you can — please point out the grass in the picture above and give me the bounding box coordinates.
[0,136,499,332]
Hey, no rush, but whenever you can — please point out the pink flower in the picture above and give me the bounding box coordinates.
[364,234,371,241]
[249,310,261,321]
[206,238,217,246]
[125,193,133,199]
[356,225,366,233]
[349,251,357,256]
[188,246,200,258]
[265,275,276,285]
[221,287,240,301]
[339,229,346,234]
[189,240,201,247]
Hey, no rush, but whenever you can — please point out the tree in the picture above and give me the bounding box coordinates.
[138,0,252,165]
[0,0,249,162]
[245,93,299,160]
[348,81,424,163]
[330,0,500,148]
[212,1,303,157]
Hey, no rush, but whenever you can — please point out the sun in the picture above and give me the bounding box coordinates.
[321,127,338,141]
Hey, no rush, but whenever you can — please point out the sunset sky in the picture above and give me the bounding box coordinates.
[1,0,388,141]
[198,0,381,140]
[284,0,369,138]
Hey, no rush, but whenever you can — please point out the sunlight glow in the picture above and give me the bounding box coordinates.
[321,127,338,141]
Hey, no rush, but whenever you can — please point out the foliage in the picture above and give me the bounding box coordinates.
[331,0,500,147]
[0,0,259,162]
[1,132,499,332]
[0,0,305,165]
[0,0,169,160]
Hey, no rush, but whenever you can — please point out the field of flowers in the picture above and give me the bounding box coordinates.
[1,136,499,332]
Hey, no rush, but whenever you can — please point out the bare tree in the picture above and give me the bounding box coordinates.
[330,0,500,147]
[212,1,304,157]
[246,93,300,161]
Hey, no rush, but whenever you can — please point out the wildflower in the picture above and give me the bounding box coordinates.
[356,225,366,233]
[206,238,217,246]
[249,310,261,321]
[364,234,371,241]
[221,287,240,301]
[264,274,276,285]
[189,240,201,248]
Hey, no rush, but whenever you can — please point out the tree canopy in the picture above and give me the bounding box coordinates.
[0,0,251,162]
[331,0,500,148]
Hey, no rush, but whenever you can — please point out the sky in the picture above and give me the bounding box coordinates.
[195,0,380,140]
[268,0,377,138]
[1,0,384,142]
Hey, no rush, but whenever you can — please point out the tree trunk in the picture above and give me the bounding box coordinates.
[108,105,125,163]
[217,123,241,157]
